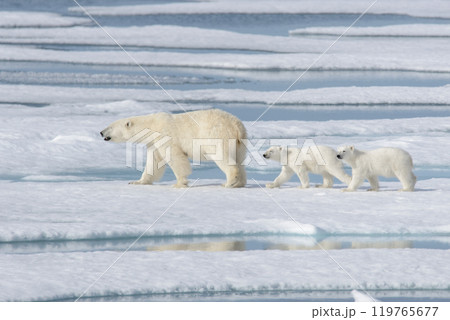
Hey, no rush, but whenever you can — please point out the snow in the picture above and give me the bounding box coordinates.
[1,178,450,244]
[290,24,450,37]
[0,25,322,53]
[1,24,449,56]
[0,11,90,27]
[2,44,449,72]
[0,71,223,87]
[2,248,449,301]
[2,84,450,106]
[69,0,450,19]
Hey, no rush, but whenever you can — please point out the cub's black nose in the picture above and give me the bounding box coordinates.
[263,154,268,158]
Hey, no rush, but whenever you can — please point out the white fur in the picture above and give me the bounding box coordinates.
[263,145,351,189]
[101,109,247,188]
[336,146,416,192]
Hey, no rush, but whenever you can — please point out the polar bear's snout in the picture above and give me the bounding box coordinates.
[263,147,278,159]
[100,129,111,141]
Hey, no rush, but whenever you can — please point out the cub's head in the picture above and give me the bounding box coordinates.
[100,117,139,143]
[263,146,283,161]
[336,145,355,160]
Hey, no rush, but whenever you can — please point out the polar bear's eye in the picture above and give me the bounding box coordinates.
[126,121,132,128]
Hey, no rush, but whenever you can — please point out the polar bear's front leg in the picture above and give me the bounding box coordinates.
[168,147,192,188]
[296,167,310,189]
[343,171,364,192]
[129,171,154,185]
[266,166,293,188]
[327,167,352,185]
[129,149,166,185]
[173,177,189,188]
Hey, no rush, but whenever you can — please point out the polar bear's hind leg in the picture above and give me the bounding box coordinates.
[221,165,246,188]
[397,171,416,192]
[367,175,379,191]
[317,172,334,188]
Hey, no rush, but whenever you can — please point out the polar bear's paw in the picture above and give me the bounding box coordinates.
[316,184,333,188]
[224,178,238,188]
[129,180,152,185]
[342,188,355,192]
[173,182,188,188]
[265,183,278,188]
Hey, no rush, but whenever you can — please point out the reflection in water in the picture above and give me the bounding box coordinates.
[2,236,445,255]
[147,241,246,252]
[146,239,414,252]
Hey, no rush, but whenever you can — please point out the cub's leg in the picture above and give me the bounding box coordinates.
[317,172,334,188]
[327,167,352,185]
[397,170,416,192]
[343,171,365,192]
[296,167,310,189]
[367,175,379,191]
[266,166,294,188]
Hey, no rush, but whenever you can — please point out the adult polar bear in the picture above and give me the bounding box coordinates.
[100,109,247,188]
[337,146,416,192]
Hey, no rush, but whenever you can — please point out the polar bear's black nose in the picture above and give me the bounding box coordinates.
[263,154,268,158]
[337,155,342,159]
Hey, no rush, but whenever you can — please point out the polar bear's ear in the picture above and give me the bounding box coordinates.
[278,146,282,151]
[350,145,354,151]
[126,121,133,128]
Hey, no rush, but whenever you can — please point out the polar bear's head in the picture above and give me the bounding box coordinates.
[336,145,355,160]
[263,146,283,161]
[100,117,142,143]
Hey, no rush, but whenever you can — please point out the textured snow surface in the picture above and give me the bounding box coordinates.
[69,0,450,19]
[0,12,90,27]
[2,248,449,301]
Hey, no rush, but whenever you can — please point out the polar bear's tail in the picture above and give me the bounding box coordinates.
[234,122,247,187]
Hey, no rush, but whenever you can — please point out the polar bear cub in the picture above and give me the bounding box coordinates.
[336,146,416,192]
[263,145,351,189]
